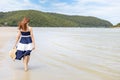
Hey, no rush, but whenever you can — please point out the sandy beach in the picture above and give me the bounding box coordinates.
[0,27,120,80]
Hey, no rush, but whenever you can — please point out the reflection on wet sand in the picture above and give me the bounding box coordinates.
[0,27,120,80]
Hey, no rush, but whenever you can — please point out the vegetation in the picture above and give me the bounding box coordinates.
[113,23,120,27]
[0,10,113,27]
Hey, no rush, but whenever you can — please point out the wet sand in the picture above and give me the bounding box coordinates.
[0,27,120,80]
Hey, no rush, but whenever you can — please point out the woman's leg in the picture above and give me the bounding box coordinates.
[23,55,30,71]
[26,55,30,65]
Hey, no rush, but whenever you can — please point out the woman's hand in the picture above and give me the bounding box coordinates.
[13,45,16,49]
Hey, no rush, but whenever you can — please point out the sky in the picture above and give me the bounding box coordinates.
[0,0,120,25]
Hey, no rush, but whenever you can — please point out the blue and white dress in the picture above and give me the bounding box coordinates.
[16,31,33,60]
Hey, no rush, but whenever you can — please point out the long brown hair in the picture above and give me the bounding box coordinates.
[18,17,30,31]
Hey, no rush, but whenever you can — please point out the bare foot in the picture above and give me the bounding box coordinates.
[24,65,28,71]
[24,67,28,72]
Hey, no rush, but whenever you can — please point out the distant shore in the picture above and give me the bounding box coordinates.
[0,26,115,28]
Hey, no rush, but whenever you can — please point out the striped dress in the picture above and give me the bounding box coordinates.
[16,31,33,60]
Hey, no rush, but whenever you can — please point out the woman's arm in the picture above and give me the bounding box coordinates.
[13,30,21,48]
[30,27,35,50]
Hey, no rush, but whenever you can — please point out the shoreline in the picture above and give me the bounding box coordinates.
[0,26,115,28]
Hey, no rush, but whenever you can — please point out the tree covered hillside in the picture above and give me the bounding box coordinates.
[0,10,113,27]
[113,23,120,27]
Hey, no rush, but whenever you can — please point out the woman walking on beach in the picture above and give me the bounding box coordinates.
[13,17,35,71]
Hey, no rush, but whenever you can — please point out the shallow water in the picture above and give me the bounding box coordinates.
[0,27,120,80]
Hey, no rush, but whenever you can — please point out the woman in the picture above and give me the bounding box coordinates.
[13,17,35,71]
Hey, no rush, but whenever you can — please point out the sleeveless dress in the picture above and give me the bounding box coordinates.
[15,31,33,60]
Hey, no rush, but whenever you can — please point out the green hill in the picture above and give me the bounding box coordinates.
[113,23,120,27]
[0,10,113,27]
